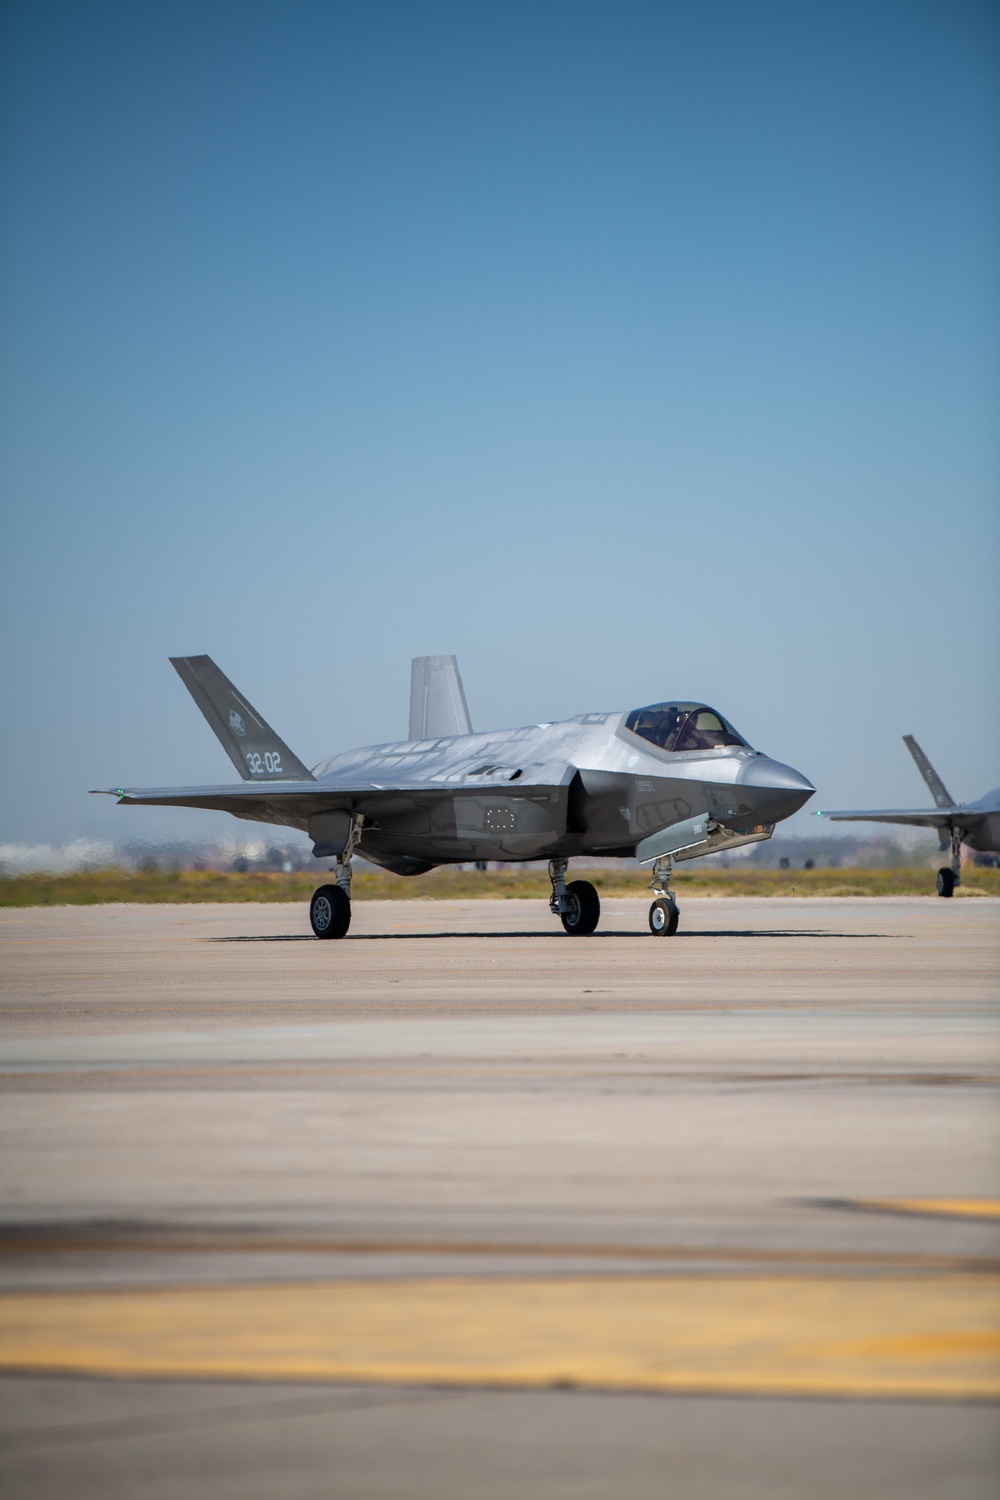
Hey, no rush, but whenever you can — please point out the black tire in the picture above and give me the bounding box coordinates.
[649,897,679,936]
[936,868,956,899]
[560,879,601,935]
[310,884,351,938]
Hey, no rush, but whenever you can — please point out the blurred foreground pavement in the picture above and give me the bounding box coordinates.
[0,897,998,1498]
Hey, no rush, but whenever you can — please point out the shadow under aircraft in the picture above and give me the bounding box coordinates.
[820,735,1000,897]
[95,655,814,939]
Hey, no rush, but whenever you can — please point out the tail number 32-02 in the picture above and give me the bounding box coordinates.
[247,751,283,775]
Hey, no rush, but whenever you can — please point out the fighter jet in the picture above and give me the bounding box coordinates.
[819,736,1000,896]
[94,654,815,938]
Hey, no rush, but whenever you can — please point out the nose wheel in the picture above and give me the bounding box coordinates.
[647,856,680,936]
[649,896,679,935]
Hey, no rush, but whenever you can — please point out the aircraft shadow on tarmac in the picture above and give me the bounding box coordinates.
[209,930,891,942]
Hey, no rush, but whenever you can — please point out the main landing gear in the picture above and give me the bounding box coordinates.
[647,856,679,936]
[547,857,681,937]
[936,829,963,899]
[310,815,363,938]
[549,859,601,935]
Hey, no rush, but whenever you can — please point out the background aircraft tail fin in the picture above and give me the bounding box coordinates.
[409,655,473,740]
[170,655,314,782]
[902,734,954,809]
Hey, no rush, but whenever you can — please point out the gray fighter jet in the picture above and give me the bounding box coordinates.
[819,736,1000,896]
[94,654,814,938]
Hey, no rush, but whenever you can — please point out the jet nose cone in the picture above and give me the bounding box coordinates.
[737,756,815,820]
[739,756,815,795]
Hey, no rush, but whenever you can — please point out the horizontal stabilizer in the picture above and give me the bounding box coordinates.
[409,655,473,741]
[170,656,314,782]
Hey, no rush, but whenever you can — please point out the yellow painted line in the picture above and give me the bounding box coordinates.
[1,1275,998,1400]
[851,1199,1000,1223]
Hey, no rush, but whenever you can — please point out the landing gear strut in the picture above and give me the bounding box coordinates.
[549,859,601,935]
[936,829,962,899]
[310,815,364,938]
[648,856,679,936]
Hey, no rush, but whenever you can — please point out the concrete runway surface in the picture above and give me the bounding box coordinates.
[0,895,998,1498]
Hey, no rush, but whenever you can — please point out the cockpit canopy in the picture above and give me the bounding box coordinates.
[624,702,749,754]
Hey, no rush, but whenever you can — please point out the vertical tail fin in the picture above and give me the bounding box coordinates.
[408,655,473,740]
[170,656,314,782]
[902,735,954,809]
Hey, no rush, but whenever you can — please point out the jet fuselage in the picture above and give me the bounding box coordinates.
[311,712,814,873]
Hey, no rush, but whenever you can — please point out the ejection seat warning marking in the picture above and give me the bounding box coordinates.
[1,1275,997,1398]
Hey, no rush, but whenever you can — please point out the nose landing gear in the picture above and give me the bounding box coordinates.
[649,896,679,935]
[548,859,601,935]
[648,856,679,936]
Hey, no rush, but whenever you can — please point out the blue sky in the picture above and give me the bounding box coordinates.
[1,0,997,847]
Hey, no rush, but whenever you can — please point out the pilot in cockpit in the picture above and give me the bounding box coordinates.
[680,711,722,751]
[625,702,748,754]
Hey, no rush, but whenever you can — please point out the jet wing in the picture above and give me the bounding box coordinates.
[93,781,346,819]
[91,775,556,828]
[819,805,986,830]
